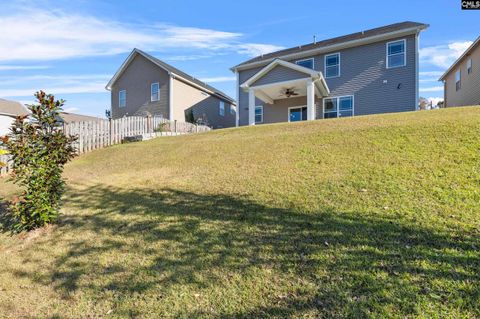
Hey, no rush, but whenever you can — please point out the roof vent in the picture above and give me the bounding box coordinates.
[313,35,317,44]
[362,31,365,35]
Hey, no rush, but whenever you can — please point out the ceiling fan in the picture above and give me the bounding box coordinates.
[281,87,299,98]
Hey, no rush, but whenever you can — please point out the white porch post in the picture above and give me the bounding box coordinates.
[306,79,315,121]
[248,89,256,125]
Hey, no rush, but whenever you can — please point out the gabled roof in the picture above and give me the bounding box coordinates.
[58,112,103,124]
[240,59,329,95]
[106,48,235,104]
[0,99,29,117]
[232,21,429,71]
[439,37,480,81]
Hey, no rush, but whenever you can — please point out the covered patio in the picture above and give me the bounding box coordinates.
[240,59,330,125]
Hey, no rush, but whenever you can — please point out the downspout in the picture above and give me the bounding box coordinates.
[169,73,174,121]
[415,31,420,110]
[235,69,239,127]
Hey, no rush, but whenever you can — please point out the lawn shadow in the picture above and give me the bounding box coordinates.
[12,184,480,317]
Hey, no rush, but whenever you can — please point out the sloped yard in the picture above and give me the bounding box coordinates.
[1,107,479,318]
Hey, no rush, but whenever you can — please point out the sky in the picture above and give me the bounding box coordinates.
[0,0,478,117]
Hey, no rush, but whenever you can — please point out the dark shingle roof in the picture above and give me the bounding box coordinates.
[136,50,235,104]
[233,21,428,69]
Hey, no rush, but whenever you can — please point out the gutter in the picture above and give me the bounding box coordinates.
[231,25,429,72]
[439,36,480,81]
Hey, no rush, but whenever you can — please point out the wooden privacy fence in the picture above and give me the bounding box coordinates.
[65,116,211,154]
[0,116,210,176]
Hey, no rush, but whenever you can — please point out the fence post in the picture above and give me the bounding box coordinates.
[174,120,177,135]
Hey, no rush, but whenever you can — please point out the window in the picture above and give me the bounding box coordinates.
[255,106,263,123]
[230,104,235,115]
[467,59,472,74]
[323,96,353,118]
[296,58,314,69]
[455,70,461,91]
[387,40,406,68]
[119,90,126,108]
[289,106,308,122]
[324,53,340,78]
[151,83,160,101]
[219,101,225,116]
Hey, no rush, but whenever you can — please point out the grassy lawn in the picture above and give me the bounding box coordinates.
[0,107,479,318]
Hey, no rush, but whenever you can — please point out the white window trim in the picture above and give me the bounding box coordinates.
[219,101,225,116]
[295,58,314,69]
[287,105,308,122]
[467,58,472,74]
[255,105,263,124]
[386,39,406,69]
[455,69,461,91]
[119,90,126,108]
[324,52,341,78]
[151,82,160,102]
[322,95,355,118]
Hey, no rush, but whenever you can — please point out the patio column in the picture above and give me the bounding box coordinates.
[248,89,256,125]
[306,79,315,121]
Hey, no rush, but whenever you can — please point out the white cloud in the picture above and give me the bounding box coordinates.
[63,107,79,113]
[0,8,283,61]
[419,86,444,93]
[199,76,236,83]
[0,73,110,98]
[0,83,106,97]
[419,71,444,77]
[419,41,473,68]
[0,65,50,71]
[236,44,285,56]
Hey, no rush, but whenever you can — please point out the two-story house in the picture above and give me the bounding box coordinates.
[106,49,236,129]
[439,37,480,107]
[231,21,429,126]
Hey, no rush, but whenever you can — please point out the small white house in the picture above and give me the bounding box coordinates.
[0,99,29,136]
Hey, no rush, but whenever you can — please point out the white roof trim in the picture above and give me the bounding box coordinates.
[105,49,236,105]
[439,36,480,81]
[240,59,323,88]
[232,26,427,72]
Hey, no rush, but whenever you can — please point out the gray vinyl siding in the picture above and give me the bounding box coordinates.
[189,97,236,129]
[238,35,417,125]
[251,65,309,86]
[111,54,170,119]
[444,43,480,107]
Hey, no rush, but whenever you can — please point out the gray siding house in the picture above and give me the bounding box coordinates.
[107,49,236,129]
[440,37,480,107]
[231,22,429,126]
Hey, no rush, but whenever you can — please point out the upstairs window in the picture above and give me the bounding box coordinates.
[455,70,461,91]
[325,53,340,78]
[219,101,225,116]
[119,90,126,108]
[296,58,314,69]
[151,83,160,101]
[255,106,263,124]
[467,59,472,74]
[230,104,235,115]
[387,40,406,68]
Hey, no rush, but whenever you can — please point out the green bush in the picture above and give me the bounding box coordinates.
[2,91,77,231]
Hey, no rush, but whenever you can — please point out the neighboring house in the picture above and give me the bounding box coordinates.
[439,37,480,107]
[231,21,429,126]
[106,49,236,129]
[57,112,102,124]
[0,99,29,136]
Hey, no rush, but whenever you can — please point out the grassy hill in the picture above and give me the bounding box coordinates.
[1,107,479,318]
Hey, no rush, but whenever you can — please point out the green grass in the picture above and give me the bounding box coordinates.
[1,107,479,318]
